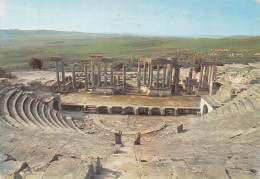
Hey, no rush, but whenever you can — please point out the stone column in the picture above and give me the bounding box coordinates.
[198,64,204,89]
[156,64,160,88]
[91,62,96,91]
[117,75,120,85]
[208,65,212,88]
[88,73,91,83]
[110,65,114,86]
[147,63,151,87]
[104,63,108,86]
[143,62,147,85]
[174,66,179,93]
[203,66,209,89]
[137,61,141,92]
[201,65,207,89]
[123,65,127,90]
[61,61,65,84]
[55,61,60,87]
[174,108,179,116]
[72,64,76,91]
[168,64,173,88]
[97,63,101,87]
[188,67,193,92]
[162,64,166,88]
[114,76,117,86]
[209,65,216,95]
[166,64,170,86]
[84,63,88,91]
[149,63,154,89]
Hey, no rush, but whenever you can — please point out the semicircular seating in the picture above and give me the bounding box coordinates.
[0,86,83,134]
[202,84,260,120]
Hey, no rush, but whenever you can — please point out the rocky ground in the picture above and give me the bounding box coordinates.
[0,62,259,178]
[0,118,115,178]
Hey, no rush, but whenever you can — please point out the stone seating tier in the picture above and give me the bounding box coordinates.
[0,86,81,133]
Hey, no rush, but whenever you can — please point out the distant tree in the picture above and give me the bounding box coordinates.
[114,63,124,71]
[193,57,204,73]
[29,57,43,69]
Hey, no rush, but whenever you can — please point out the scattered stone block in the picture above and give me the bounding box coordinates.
[134,132,141,145]
[177,124,183,133]
[115,130,122,145]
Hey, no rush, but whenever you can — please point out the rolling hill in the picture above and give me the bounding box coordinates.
[0,29,259,67]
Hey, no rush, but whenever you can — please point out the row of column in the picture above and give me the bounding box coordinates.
[69,62,127,92]
[198,64,216,95]
[55,60,66,89]
[137,61,179,93]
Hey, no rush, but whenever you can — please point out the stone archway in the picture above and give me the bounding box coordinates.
[151,108,161,116]
[138,107,149,115]
[203,104,208,115]
[97,106,109,114]
[123,107,135,115]
[111,106,123,114]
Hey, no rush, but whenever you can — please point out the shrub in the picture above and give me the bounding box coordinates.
[29,57,43,69]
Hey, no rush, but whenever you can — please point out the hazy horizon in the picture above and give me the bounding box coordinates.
[1,0,260,37]
[0,28,259,39]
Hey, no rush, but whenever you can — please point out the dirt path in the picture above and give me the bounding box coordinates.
[94,137,142,178]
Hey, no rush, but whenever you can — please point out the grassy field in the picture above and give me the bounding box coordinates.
[0,29,259,67]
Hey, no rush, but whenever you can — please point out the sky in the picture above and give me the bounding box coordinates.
[0,0,260,36]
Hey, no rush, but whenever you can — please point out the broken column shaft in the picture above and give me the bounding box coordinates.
[55,61,60,87]
[72,64,76,91]
[97,63,101,87]
[162,64,166,88]
[137,61,141,92]
[91,62,96,91]
[174,66,179,93]
[143,62,147,85]
[61,61,65,84]
[156,64,160,88]
[149,63,154,89]
[168,64,173,88]
[188,67,193,92]
[104,63,107,86]
[110,65,114,86]
[123,65,126,90]
[84,63,88,91]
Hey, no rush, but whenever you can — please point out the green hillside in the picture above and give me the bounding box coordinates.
[0,30,259,67]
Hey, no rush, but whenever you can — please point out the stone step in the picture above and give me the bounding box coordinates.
[10,91,32,128]
[248,89,260,99]
[24,97,45,130]
[15,93,39,129]
[216,106,224,117]
[44,105,61,128]
[18,94,41,129]
[238,97,255,112]
[251,85,260,93]
[55,111,72,129]
[228,102,239,117]
[37,102,56,128]
[31,99,49,128]
[0,87,8,96]
[61,114,84,133]
[222,103,231,116]
[2,89,25,128]
[6,89,20,119]
[245,95,260,110]
[50,109,65,128]
[50,110,73,132]
[233,99,247,114]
